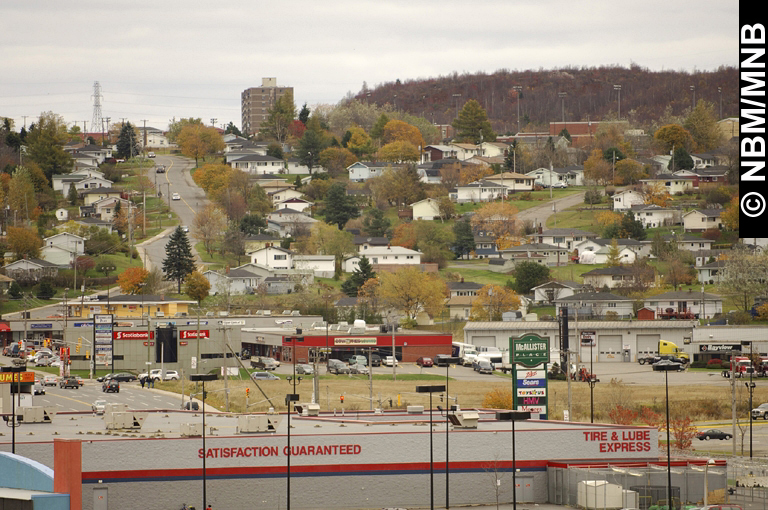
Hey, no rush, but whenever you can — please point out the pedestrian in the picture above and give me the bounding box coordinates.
[140,375,146,389]
[149,376,155,388]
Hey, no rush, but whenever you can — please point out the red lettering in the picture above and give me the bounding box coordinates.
[198,448,204,459]
[353,444,361,454]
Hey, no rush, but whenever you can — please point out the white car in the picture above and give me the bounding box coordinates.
[181,225,189,232]
[92,399,107,414]
[139,369,180,381]
[383,356,399,367]
[172,193,181,201]
[43,374,58,386]
[148,152,156,158]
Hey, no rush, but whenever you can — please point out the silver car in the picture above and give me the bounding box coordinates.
[350,364,369,375]
[296,364,314,375]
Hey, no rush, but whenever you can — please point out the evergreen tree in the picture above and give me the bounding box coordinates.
[8,281,22,300]
[451,99,496,144]
[322,182,359,229]
[452,219,476,259]
[341,256,376,297]
[362,208,391,237]
[298,103,311,126]
[116,122,140,160]
[162,226,197,293]
[296,129,326,174]
[67,184,78,205]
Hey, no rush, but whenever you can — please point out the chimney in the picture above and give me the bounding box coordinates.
[538,223,543,234]
[460,277,464,283]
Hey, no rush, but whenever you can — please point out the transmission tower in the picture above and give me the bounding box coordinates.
[91,81,103,135]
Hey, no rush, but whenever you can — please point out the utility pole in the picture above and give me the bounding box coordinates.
[210,118,217,127]
[141,119,148,150]
[614,84,622,120]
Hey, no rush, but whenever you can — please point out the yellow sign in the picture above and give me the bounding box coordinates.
[0,372,35,383]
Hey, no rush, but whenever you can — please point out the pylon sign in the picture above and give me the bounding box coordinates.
[511,333,549,420]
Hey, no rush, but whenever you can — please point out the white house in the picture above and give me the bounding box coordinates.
[353,236,390,253]
[555,292,635,319]
[275,197,313,213]
[249,246,293,270]
[574,238,647,261]
[74,176,113,193]
[639,174,695,195]
[52,169,106,193]
[55,208,69,222]
[44,232,85,256]
[93,197,132,221]
[499,243,570,267]
[268,188,304,206]
[480,142,510,158]
[696,260,726,285]
[348,162,399,182]
[230,154,285,174]
[265,209,318,237]
[343,246,422,272]
[530,281,586,304]
[285,158,313,175]
[449,180,506,203]
[525,167,571,187]
[628,204,680,229]
[293,255,335,278]
[204,266,267,296]
[643,290,723,319]
[612,190,645,212]
[535,228,598,251]
[73,144,112,165]
[411,198,441,220]
[138,127,170,149]
[483,172,536,192]
[580,267,636,290]
[449,143,482,160]
[4,258,60,281]
[683,209,723,232]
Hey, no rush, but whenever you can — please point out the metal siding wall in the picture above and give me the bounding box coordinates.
[597,335,623,362]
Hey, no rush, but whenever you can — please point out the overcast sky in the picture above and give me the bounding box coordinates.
[1,0,738,133]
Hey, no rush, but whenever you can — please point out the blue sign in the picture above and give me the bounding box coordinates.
[30,323,52,329]
[517,378,545,388]
[74,322,93,327]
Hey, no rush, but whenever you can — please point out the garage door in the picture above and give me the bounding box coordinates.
[637,334,660,360]
[471,336,498,349]
[598,335,623,362]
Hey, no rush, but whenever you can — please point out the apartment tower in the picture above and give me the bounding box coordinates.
[241,78,293,136]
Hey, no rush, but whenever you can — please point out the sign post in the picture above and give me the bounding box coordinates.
[94,314,114,373]
[511,333,550,419]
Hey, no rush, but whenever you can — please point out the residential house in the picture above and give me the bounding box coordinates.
[445,296,477,320]
[491,252,547,270]
[284,158,312,175]
[249,246,294,270]
[265,209,318,237]
[229,154,285,174]
[4,258,60,281]
[696,260,726,285]
[41,233,85,266]
[580,267,636,291]
[483,172,536,192]
[224,137,269,154]
[612,189,646,212]
[424,145,458,162]
[450,143,482,160]
[535,228,598,251]
[74,217,114,233]
[275,197,313,213]
[72,144,112,165]
[411,198,441,220]
[264,276,294,295]
[70,153,99,173]
[446,280,484,298]
[82,188,124,206]
[530,281,586,304]
[53,169,106,194]
[93,197,132,222]
[499,243,570,266]
[353,236,390,253]
[683,209,723,232]
[574,238,648,261]
[552,165,585,186]
[449,180,506,203]
[204,267,265,296]
[267,187,304,206]
[293,255,335,278]
[348,162,400,182]
[343,246,422,273]
[555,292,634,319]
[480,142,511,158]
[690,153,717,168]
[643,290,723,319]
[137,126,170,148]
[473,234,498,259]
[417,158,466,183]
[629,204,680,229]
[655,234,715,253]
[55,208,68,222]
[639,174,695,195]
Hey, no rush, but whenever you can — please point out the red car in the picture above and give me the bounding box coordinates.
[416,357,434,367]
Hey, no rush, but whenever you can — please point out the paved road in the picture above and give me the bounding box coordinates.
[516,190,586,229]
[141,154,210,272]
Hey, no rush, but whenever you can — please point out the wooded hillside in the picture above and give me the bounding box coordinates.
[355,64,737,135]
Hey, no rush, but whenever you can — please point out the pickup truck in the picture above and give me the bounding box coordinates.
[752,403,768,420]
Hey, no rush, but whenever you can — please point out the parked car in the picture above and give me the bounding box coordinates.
[652,360,684,372]
[752,403,768,420]
[383,356,399,367]
[102,380,120,393]
[43,375,58,386]
[92,399,107,414]
[33,381,45,395]
[475,360,494,374]
[296,364,314,375]
[262,357,280,367]
[148,152,156,158]
[347,355,368,366]
[551,182,568,188]
[111,373,137,382]
[251,371,279,381]
[251,357,278,371]
[696,429,732,440]
[349,363,369,375]
[140,369,181,381]
[416,357,434,368]
[59,376,80,389]
[327,359,351,375]
[370,354,382,367]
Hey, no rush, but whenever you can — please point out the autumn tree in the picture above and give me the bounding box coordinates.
[8,167,38,223]
[459,164,494,185]
[117,266,150,295]
[307,221,356,277]
[345,125,375,158]
[167,118,203,144]
[606,238,621,267]
[177,124,225,167]
[614,159,645,185]
[583,148,612,185]
[641,181,671,207]
[718,246,768,311]
[184,270,211,304]
[25,111,71,180]
[369,166,425,206]
[378,140,420,163]
[452,99,495,143]
[377,267,447,320]
[721,195,739,230]
[470,202,520,249]
[684,100,724,152]
[653,124,694,153]
[261,90,296,143]
[382,119,425,149]
[318,147,357,177]
[193,204,228,256]
[7,226,42,260]
[469,284,521,321]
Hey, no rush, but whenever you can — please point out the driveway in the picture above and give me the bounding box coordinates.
[517,191,585,229]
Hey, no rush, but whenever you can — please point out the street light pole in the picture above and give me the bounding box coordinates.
[189,373,217,510]
[416,384,446,510]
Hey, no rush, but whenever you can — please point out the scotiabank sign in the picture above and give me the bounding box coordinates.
[113,331,154,340]
[180,330,209,339]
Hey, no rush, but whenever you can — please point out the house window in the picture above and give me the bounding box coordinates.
[274,255,287,260]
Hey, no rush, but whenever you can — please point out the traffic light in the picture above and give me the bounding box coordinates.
[245,388,250,398]
[85,350,90,360]
[76,344,80,353]
[340,395,344,404]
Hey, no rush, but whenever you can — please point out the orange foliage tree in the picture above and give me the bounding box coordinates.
[117,267,150,295]
[608,405,638,425]
[482,388,513,409]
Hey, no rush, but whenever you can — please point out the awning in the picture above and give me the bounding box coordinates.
[0,323,10,331]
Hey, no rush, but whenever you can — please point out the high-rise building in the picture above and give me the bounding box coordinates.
[241,78,293,136]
